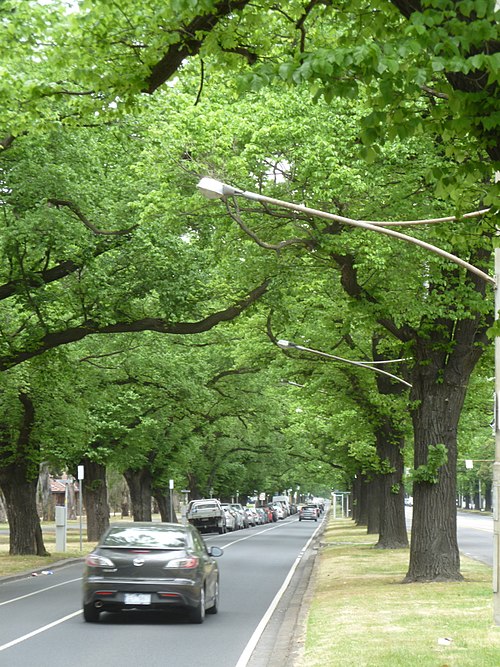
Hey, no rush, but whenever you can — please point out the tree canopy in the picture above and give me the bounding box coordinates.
[0,1,498,585]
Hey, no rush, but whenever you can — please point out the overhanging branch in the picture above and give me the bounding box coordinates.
[0,279,269,370]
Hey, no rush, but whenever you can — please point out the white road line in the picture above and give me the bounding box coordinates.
[234,517,324,667]
[222,521,290,548]
[0,609,82,652]
[0,578,82,607]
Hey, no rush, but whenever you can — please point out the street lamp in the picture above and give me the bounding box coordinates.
[277,338,412,388]
[197,177,500,624]
[197,178,491,283]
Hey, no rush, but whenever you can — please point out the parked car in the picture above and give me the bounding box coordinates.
[186,499,226,534]
[270,503,285,520]
[263,505,277,522]
[272,495,291,515]
[244,507,258,526]
[299,505,318,521]
[230,503,249,528]
[255,507,269,524]
[221,505,237,531]
[82,522,223,624]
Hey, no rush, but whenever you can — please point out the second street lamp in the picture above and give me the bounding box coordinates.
[276,339,412,388]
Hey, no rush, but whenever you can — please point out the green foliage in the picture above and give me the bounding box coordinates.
[0,0,498,518]
[412,443,449,483]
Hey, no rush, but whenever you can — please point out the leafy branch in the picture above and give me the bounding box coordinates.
[0,279,270,370]
[412,444,448,484]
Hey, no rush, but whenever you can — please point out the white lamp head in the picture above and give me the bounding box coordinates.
[197,177,238,199]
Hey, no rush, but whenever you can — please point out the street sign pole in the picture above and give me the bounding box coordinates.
[78,465,84,552]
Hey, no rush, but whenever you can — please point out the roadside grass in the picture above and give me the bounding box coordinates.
[299,518,500,667]
[0,521,97,578]
[0,515,163,578]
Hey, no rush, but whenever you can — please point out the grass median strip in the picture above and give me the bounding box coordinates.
[298,518,500,667]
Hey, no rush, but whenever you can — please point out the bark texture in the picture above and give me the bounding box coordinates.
[82,459,110,541]
[124,467,153,521]
[374,426,409,549]
[0,393,47,555]
[153,487,178,523]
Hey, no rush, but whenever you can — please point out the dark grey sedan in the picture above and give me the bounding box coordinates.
[82,522,223,624]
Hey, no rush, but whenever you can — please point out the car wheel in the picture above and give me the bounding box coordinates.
[83,602,100,623]
[190,587,206,624]
[206,580,219,615]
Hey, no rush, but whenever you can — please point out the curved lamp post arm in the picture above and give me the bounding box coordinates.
[197,178,494,286]
[277,339,412,388]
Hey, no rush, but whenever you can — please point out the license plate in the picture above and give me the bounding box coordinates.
[124,593,151,605]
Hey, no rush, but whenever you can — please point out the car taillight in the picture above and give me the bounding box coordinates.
[163,556,199,569]
[85,553,115,568]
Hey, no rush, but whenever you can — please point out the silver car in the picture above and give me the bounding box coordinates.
[82,522,223,624]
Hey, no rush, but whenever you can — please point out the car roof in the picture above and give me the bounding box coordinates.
[107,521,190,530]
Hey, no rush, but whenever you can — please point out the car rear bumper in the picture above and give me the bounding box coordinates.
[83,577,202,611]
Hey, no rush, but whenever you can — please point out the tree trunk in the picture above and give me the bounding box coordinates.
[405,344,475,581]
[474,490,481,511]
[366,477,381,534]
[66,478,77,520]
[153,487,178,522]
[187,473,202,500]
[0,392,48,556]
[355,474,368,526]
[485,483,492,512]
[37,463,53,521]
[0,464,49,555]
[371,338,409,549]
[82,459,110,542]
[121,483,130,517]
[123,467,152,521]
[0,489,6,522]
[374,427,409,549]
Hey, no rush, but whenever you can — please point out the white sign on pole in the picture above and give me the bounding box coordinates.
[77,465,84,480]
[169,479,174,490]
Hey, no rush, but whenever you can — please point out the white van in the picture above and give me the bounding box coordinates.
[272,495,290,516]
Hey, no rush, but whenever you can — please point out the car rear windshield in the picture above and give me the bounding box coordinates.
[102,526,187,549]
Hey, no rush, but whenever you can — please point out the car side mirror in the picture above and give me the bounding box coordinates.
[208,546,224,557]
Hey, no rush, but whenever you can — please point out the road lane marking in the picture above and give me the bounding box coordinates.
[235,516,326,667]
[221,521,291,549]
[0,578,82,607]
[203,517,316,550]
[0,609,82,652]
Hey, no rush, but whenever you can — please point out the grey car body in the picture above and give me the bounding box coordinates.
[299,506,318,521]
[82,522,223,624]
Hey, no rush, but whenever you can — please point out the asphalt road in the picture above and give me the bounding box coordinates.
[405,507,493,566]
[456,510,493,566]
[0,515,324,667]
